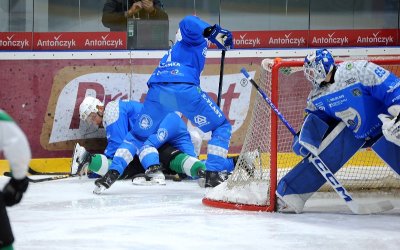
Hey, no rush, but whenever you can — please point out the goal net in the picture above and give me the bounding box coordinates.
[203,56,400,212]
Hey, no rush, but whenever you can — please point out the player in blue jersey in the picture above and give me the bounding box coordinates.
[73,97,236,193]
[124,15,234,188]
[276,49,400,213]
[73,97,207,191]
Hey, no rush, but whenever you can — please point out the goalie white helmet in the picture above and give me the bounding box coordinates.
[304,49,335,87]
[79,96,103,122]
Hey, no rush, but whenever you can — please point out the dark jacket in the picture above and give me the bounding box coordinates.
[102,0,168,31]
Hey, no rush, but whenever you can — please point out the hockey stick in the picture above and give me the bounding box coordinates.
[27,167,70,175]
[217,50,226,107]
[241,68,393,214]
[3,171,77,183]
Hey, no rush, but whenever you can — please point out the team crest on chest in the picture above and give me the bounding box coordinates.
[139,114,153,130]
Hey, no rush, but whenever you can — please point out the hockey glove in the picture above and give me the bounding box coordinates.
[292,134,310,157]
[3,177,29,206]
[378,104,400,147]
[204,24,233,50]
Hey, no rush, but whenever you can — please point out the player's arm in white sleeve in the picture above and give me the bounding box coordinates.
[0,110,31,179]
[1,109,31,206]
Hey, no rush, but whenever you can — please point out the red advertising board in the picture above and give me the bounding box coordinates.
[33,32,127,50]
[309,29,397,47]
[0,56,262,159]
[0,29,398,50]
[0,32,32,50]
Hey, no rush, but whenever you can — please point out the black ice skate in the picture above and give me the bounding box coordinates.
[145,164,166,185]
[132,164,166,185]
[93,169,119,194]
[205,170,227,188]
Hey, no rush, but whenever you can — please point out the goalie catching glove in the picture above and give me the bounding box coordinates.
[204,24,233,50]
[378,104,400,147]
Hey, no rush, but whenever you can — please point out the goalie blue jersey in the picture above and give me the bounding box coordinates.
[102,100,142,158]
[147,15,210,86]
[306,60,400,139]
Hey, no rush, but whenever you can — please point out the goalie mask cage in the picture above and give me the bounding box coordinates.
[203,56,400,212]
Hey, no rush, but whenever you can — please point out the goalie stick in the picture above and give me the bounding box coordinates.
[241,67,394,214]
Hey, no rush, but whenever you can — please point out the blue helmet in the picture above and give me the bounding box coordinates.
[303,49,335,87]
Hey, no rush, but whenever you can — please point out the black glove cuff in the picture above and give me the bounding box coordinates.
[10,177,29,192]
[203,25,215,38]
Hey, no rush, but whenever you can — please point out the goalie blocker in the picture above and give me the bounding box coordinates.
[276,114,400,213]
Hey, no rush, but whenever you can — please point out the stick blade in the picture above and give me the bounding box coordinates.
[349,200,394,215]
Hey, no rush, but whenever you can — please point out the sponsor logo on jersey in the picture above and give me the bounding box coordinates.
[345,77,357,85]
[201,93,223,118]
[171,69,183,76]
[387,80,400,93]
[194,115,209,127]
[158,62,181,68]
[139,114,153,130]
[335,107,361,133]
[345,62,354,70]
[157,128,168,142]
[202,47,207,57]
[351,88,362,96]
[314,101,325,111]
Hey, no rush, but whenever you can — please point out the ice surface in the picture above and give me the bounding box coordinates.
[1,176,400,250]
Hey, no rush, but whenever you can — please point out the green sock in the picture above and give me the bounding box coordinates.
[88,154,111,176]
[1,244,14,250]
[169,153,205,177]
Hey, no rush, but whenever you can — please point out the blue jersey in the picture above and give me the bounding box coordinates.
[102,100,142,158]
[306,60,400,139]
[147,15,210,86]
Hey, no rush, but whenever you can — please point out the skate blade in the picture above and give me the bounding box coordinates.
[93,185,106,195]
[71,143,82,175]
[197,178,206,188]
[132,177,153,186]
[132,177,166,186]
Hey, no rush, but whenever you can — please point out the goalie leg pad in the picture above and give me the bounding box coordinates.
[298,113,329,155]
[371,136,400,175]
[276,124,365,212]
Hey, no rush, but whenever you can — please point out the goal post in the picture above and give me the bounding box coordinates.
[202,56,400,212]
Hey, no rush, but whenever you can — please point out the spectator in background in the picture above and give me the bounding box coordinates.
[102,0,168,31]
